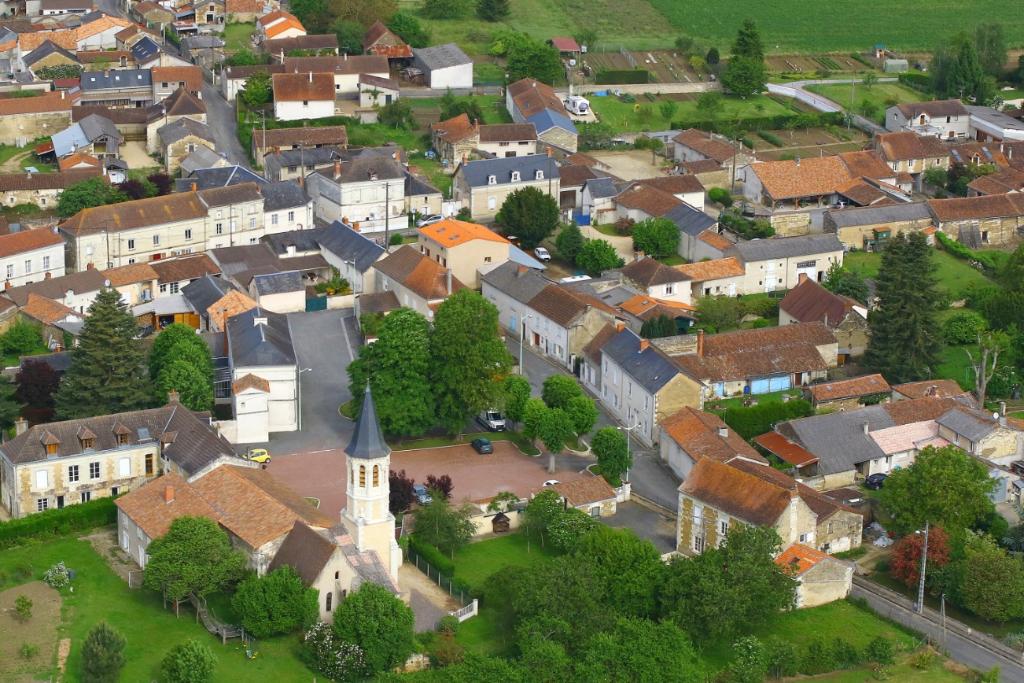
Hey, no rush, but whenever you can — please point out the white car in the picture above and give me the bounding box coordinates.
[416,214,443,227]
[534,247,551,262]
[543,479,560,487]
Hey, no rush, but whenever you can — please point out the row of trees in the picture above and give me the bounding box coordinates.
[56,174,173,219]
[931,24,1007,104]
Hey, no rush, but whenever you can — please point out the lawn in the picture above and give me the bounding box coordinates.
[588,92,795,133]
[935,343,976,391]
[645,0,1024,52]
[806,82,926,123]
[407,94,510,125]
[843,249,994,301]
[706,388,803,411]
[224,22,255,52]
[0,535,313,682]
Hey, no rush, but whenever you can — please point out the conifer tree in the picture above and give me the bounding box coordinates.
[55,288,151,419]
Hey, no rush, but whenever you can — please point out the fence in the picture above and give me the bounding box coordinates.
[449,599,478,622]
[406,545,469,606]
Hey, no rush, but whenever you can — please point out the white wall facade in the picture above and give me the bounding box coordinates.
[274,99,334,122]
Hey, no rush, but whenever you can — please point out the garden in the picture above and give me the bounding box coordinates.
[805,81,926,124]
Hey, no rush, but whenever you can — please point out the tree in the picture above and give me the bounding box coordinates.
[632,217,680,259]
[502,374,531,426]
[547,507,598,552]
[2,319,42,356]
[862,71,879,89]
[822,262,869,304]
[15,359,59,423]
[966,331,1008,407]
[890,526,951,589]
[495,186,559,249]
[232,566,318,638]
[347,309,434,437]
[640,315,676,339]
[423,0,471,18]
[476,0,508,21]
[974,23,1007,77]
[161,639,215,683]
[425,473,454,499]
[721,19,765,98]
[439,90,484,122]
[576,239,624,276]
[694,91,724,121]
[729,636,768,683]
[389,469,415,514]
[541,375,582,408]
[290,0,330,32]
[239,70,272,108]
[591,427,630,483]
[414,495,475,555]
[388,13,430,48]
[731,18,764,61]
[958,532,1024,622]
[522,397,547,441]
[877,445,996,535]
[705,46,720,66]
[378,100,414,128]
[57,177,127,217]
[574,526,662,616]
[332,582,415,674]
[116,178,154,200]
[156,360,213,411]
[523,488,564,545]
[332,18,365,54]
[0,374,19,432]
[224,49,269,66]
[143,517,246,610]
[430,290,513,433]
[506,37,563,84]
[578,121,615,150]
[659,99,679,123]
[696,295,742,332]
[864,233,941,383]
[148,172,172,196]
[55,288,150,420]
[554,224,584,264]
[565,395,597,436]
[149,323,212,381]
[327,0,396,26]
[81,622,126,683]
[658,526,795,642]
[537,407,575,453]
[932,32,995,104]
[581,618,704,682]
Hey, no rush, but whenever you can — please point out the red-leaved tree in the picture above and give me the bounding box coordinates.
[389,469,415,515]
[890,526,951,589]
[425,474,453,500]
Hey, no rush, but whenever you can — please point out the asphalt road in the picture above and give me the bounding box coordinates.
[202,81,251,168]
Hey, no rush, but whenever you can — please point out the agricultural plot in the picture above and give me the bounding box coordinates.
[583,50,704,83]
[765,53,869,73]
[646,0,1024,53]
[806,82,926,123]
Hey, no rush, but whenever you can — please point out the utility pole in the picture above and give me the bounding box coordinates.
[916,520,929,614]
[383,180,390,248]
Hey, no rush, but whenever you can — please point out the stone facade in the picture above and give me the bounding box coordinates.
[0,109,72,145]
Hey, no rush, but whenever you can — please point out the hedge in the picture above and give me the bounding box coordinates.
[0,497,118,549]
[897,72,931,93]
[595,69,650,85]
[935,231,1003,275]
[671,111,843,134]
[408,534,455,576]
[717,399,814,440]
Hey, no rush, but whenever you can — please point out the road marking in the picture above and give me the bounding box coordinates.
[339,314,355,360]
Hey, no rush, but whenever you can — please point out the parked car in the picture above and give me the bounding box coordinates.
[412,483,432,505]
[471,437,493,454]
[477,409,506,432]
[534,247,551,262]
[244,448,271,464]
[543,479,560,487]
[864,473,887,490]
[416,214,443,227]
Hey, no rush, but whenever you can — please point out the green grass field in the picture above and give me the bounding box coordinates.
[407,94,510,124]
[224,22,255,52]
[0,536,311,682]
[936,343,976,391]
[806,82,926,123]
[451,533,555,592]
[588,93,794,133]
[844,249,993,301]
[645,0,1024,52]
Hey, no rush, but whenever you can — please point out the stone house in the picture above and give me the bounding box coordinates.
[935,406,1024,466]
[453,154,560,221]
[885,99,971,140]
[676,257,746,300]
[79,69,154,108]
[724,234,845,295]
[823,202,935,251]
[659,406,767,481]
[313,221,386,295]
[0,168,103,210]
[779,276,869,361]
[505,78,577,152]
[672,128,755,168]
[102,262,160,306]
[2,268,107,315]
[0,90,74,145]
[776,544,854,608]
[927,194,1024,247]
[369,245,465,321]
[677,458,863,555]
[417,218,510,289]
[551,476,618,518]
[22,40,80,73]
[872,131,950,183]
[157,118,216,173]
[362,20,413,61]
[305,153,407,232]
[249,125,348,166]
[667,202,721,262]
[891,379,971,402]
[804,374,891,411]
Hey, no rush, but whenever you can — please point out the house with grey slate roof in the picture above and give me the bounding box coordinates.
[226,306,298,440]
[411,43,472,89]
[453,155,560,220]
[248,271,306,313]
[315,221,386,294]
[724,234,844,294]
[581,176,620,224]
[823,202,935,251]
[80,68,154,108]
[262,181,314,234]
[666,202,722,261]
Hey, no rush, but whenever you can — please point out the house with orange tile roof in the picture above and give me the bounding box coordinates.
[417,218,510,289]
[370,245,465,320]
[676,256,745,300]
[776,543,854,607]
[362,20,412,60]
[672,128,755,168]
[677,457,863,555]
[0,89,74,145]
[551,475,618,517]
[101,262,159,305]
[804,373,890,410]
[659,405,766,480]
[272,71,334,121]
[779,275,868,360]
[927,193,1024,246]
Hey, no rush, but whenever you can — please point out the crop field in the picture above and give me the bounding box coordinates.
[765,53,868,73]
[584,50,704,83]
[645,0,1024,53]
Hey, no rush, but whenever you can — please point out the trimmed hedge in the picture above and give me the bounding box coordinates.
[595,69,650,85]
[718,399,814,440]
[0,497,117,549]
[897,72,931,92]
[935,231,1003,275]
[408,534,454,576]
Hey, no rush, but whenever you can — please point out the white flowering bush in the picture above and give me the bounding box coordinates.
[43,562,70,589]
[302,622,366,681]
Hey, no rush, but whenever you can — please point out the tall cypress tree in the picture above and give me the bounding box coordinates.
[864,233,941,383]
[721,19,766,98]
[55,288,151,420]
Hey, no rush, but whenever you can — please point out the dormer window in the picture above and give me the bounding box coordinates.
[487,175,496,185]
[82,438,95,450]
[510,171,520,182]
[117,433,128,446]
[535,170,544,180]
[45,443,58,455]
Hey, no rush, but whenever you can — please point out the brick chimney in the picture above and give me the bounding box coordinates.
[44,272,51,280]
[638,338,649,352]
[164,485,175,504]
[614,320,625,332]
[86,262,95,270]
[167,389,180,404]
[191,182,197,192]
[14,417,28,435]
[334,160,341,179]
[696,328,705,357]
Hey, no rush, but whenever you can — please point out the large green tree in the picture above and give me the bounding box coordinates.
[387,13,430,48]
[495,186,559,249]
[541,374,582,408]
[413,495,476,556]
[974,23,1007,78]
[721,19,766,97]
[576,239,624,276]
[156,360,213,411]
[81,622,126,683]
[231,566,318,638]
[239,71,272,108]
[332,583,415,675]
[537,407,575,453]
[506,36,564,85]
[0,375,21,432]
[555,224,585,265]
[877,445,996,535]
[289,0,330,33]
[958,532,1024,622]
[55,288,151,419]
[501,374,531,426]
[327,0,396,27]
[822,262,869,304]
[429,290,513,433]
[592,427,630,483]
[578,617,704,682]
[149,323,213,381]
[932,32,995,103]
[863,233,941,383]
[658,526,796,642]
[574,526,662,617]
[348,308,434,436]
[632,218,680,260]
[57,177,127,218]
[143,517,247,610]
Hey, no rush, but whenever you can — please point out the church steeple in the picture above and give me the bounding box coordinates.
[345,385,391,460]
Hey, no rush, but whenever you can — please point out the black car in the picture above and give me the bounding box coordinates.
[864,473,888,490]
[471,437,493,455]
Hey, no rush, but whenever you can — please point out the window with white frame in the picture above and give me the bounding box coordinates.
[153,235,160,246]
[80,491,91,503]
[118,457,130,477]
[89,462,100,479]
[170,282,179,294]
[272,214,279,225]
[215,223,223,235]
[24,259,31,274]
[287,211,295,221]
[488,197,497,210]
[535,170,543,180]
[35,470,47,489]
[159,283,167,293]
[37,498,48,511]
[249,217,256,228]
[5,264,12,279]
[510,171,520,181]
[693,536,705,552]
[42,255,50,270]
[487,175,496,185]
[719,520,728,535]
[68,464,79,482]
[127,239,135,250]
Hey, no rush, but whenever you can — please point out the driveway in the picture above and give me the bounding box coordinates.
[202,82,250,168]
[604,501,676,554]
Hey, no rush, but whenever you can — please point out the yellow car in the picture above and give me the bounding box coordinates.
[245,448,272,464]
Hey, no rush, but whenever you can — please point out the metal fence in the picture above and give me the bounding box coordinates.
[406,547,469,606]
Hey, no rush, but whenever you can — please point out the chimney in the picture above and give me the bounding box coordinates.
[862,422,869,435]
[696,328,705,357]
[795,156,800,166]
[926,384,937,397]
[164,485,175,504]
[2,280,8,291]
[638,338,650,352]
[797,272,808,284]
[614,320,625,332]
[334,160,341,179]
[60,90,65,100]
[297,175,304,188]
[515,264,527,276]
[717,426,728,438]
[191,182,197,192]
[44,272,51,280]
[14,417,28,435]
[86,262,94,270]
[167,389,180,404]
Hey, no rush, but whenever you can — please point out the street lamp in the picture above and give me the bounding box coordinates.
[617,419,641,483]
[296,367,312,431]
[518,314,533,375]
[915,520,930,614]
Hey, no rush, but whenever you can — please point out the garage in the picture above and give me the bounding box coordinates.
[750,378,771,394]
[768,375,791,392]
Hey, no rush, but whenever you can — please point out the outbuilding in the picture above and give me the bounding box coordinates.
[412,43,472,90]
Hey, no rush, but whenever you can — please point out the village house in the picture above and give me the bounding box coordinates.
[74,15,133,51]
[967,167,1024,196]
[281,55,390,100]
[368,245,465,320]
[430,114,539,167]
[453,155,560,221]
[927,194,1024,247]
[677,458,863,555]
[776,544,855,608]
[665,322,838,398]
[102,262,159,306]
[222,64,286,102]
[304,152,407,231]
[872,131,950,187]
[22,40,80,75]
[779,275,869,361]
[804,374,891,411]
[725,234,845,294]
[263,146,343,182]
[258,10,305,41]
[181,274,245,331]
[966,105,1024,143]
[619,257,693,306]
[551,477,619,518]
[358,74,400,110]
[659,405,767,481]
[580,176,620,225]
[273,72,335,122]
[0,400,241,518]
[506,78,578,152]
[0,226,66,288]
[2,268,107,316]
[151,65,203,100]
[672,128,755,169]
[935,405,1024,465]
[823,202,935,251]
[250,125,348,166]
[158,117,216,173]
[891,379,973,402]
[58,153,102,173]
[264,34,339,59]
[362,20,412,62]
[676,257,746,300]
[417,218,510,289]
[0,90,74,146]
[79,69,154,108]
[411,43,473,90]
[886,99,971,140]
[50,113,122,160]
[0,168,104,210]
[227,306,298,441]
[306,221,386,295]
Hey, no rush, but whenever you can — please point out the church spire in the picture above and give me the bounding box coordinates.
[345,385,391,460]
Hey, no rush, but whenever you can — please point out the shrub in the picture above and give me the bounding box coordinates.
[437,615,460,635]
[408,535,455,576]
[718,399,813,440]
[81,622,126,683]
[232,566,319,638]
[161,639,216,683]
[831,637,861,669]
[907,647,936,670]
[708,187,732,207]
[765,638,799,678]
[757,130,784,147]
[43,562,70,589]
[898,72,932,92]
[943,310,987,344]
[595,69,650,84]
[865,636,895,665]
[739,295,778,319]
[332,583,416,674]
[14,594,32,621]
[301,622,367,681]
[0,497,117,549]
[389,233,404,246]
[800,638,837,675]
[20,643,39,659]
[730,636,768,683]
